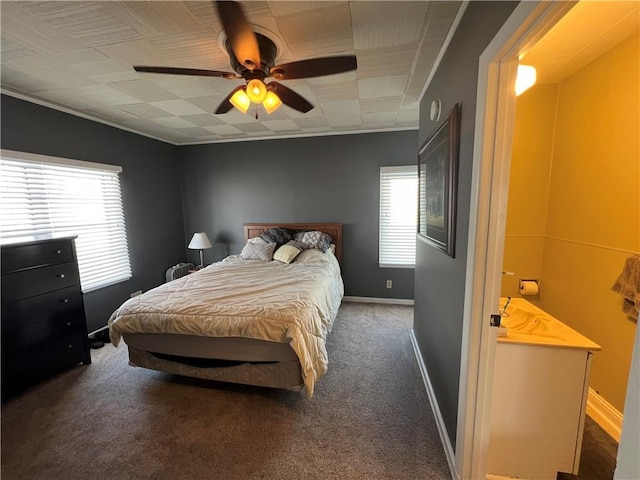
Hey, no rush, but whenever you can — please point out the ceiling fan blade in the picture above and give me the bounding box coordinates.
[134,66,238,79]
[215,85,245,114]
[270,56,357,80]
[267,82,314,113]
[216,1,261,71]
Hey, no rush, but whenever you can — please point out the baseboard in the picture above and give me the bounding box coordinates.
[410,330,458,480]
[342,296,414,305]
[586,387,622,442]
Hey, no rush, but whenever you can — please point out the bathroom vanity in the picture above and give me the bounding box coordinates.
[487,298,601,480]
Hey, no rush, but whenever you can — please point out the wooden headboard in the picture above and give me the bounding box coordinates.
[243,223,343,262]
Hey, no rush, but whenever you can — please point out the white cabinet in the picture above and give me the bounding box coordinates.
[487,299,601,479]
[487,342,594,479]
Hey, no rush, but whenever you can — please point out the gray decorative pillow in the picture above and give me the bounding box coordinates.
[240,241,276,261]
[294,230,332,252]
[286,240,310,250]
[260,227,293,247]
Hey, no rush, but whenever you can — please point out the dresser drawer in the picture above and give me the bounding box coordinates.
[1,239,73,273]
[1,262,80,302]
[1,286,84,333]
[2,309,86,360]
[2,331,89,398]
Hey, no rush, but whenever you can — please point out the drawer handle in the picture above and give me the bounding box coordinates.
[67,344,73,349]
[60,298,69,303]
[66,321,72,326]
[55,250,62,254]
[56,274,65,279]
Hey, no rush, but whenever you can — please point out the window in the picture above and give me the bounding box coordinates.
[379,165,418,267]
[1,150,132,292]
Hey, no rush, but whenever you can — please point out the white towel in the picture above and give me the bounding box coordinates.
[611,254,640,319]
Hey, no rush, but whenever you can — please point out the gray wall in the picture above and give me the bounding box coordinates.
[414,1,518,447]
[1,94,186,333]
[179,130,418,299]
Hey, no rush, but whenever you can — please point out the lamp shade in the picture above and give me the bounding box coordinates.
[246,79,268,103]
[263,91,282,114]
[229,89,250,113]
[188,232,212,250]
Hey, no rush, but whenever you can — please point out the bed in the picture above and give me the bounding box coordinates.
[108,223,344,397]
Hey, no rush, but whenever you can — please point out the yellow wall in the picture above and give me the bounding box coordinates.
[502,83,557,298]
[504,33,639,412]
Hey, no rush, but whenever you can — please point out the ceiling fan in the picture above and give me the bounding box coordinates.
[133,1,358,116]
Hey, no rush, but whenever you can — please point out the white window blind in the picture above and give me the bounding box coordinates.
[0,150,132,293]
[379,165,418,267]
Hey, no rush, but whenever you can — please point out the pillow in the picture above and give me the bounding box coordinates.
[273,244,302,264]
[240,241,276,261]
[286,239,310,250]
[293,248,326,264]
[260,227,293,247]
[247,236,267,245]
[294,230,332,252]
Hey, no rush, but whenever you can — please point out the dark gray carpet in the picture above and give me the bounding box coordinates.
[557,416,618,480]
[1,302,450,480]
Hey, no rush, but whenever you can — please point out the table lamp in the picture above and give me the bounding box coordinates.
[188,232,212,269]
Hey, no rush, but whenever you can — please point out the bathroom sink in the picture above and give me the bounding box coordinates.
[497,297,601,350]
[501,307,549,333]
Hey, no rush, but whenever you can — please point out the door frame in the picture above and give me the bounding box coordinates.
[455,2,577,478]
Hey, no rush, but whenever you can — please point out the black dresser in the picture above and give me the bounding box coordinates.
[1,236,91,401]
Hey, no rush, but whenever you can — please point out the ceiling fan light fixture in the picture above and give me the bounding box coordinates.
[229,88,251,113]
[246,79,268,103]
[263,91,282,114]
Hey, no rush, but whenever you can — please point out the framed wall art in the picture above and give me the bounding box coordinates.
[418,103,461,257]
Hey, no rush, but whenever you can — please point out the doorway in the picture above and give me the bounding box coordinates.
[457,1,639,479]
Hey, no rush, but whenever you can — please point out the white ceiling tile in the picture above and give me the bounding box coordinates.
[91,70,142,85]
[358,75,408,100]
[350,1,430,50]
[234,122,270,133]
[150,99,208,116]
[362,110,397,126]
[310,80,358,103]
[319,99,360,118]
[1,2,85,55]
[118,103,173,120]
[107,1,207,37]
[180,113,226,127]
[96,39,171,68]
[153,116,198,129]
[204,124,246,135]
[148,32,229,70]
[328,115,362,128]
[356,44,417,79]
[262,119,301,132]
[76,85,142,106]
[174,126,215,138]
[1,37,39,61]
[147,76,225,99]
[23,2,142,47]
[112,80,178,103]
[360,96,403,113]
[293,116,330,129]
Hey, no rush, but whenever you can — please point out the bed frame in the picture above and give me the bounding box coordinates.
[243,223,343,262]
[122,223,343,393]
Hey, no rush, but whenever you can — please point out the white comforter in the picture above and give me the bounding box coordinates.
[109,249,344,396]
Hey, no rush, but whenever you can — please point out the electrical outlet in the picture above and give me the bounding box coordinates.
[386,280,392,289]
[130,290,142,298]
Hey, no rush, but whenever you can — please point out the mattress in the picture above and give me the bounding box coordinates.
[109,248,344,396]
